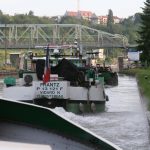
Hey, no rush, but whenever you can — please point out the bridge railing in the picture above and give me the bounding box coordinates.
[0,24,128,49]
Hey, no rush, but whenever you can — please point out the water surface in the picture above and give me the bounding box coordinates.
[55,75,150,150]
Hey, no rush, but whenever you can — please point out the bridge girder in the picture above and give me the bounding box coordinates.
[0,24,129,51]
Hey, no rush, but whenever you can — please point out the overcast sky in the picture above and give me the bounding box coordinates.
[0,0,145,18]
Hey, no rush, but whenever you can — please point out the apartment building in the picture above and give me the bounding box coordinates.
[98,16,108,25]
[98,16,122,25]
[65,10,122,25]
[65,10,96,21]
[65,11,78,17]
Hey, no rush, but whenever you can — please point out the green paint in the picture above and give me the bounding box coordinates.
[0,99,121,150]
[67,103,105,114]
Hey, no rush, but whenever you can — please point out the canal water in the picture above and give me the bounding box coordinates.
[54,75,150,150]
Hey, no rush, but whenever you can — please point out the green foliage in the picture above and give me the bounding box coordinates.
[93,12,141,44]
[121,14,141,44]
[107,9,114,33]
[60,16,91,26]
[137,0,150,65]
[0,9,143,46]
[28,10,34,16]
[0,10,54,24]
[93,24,108,32]
[104,57,112,64]
[0,14,10,24]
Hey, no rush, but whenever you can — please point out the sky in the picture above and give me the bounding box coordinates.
[0,0,145,18]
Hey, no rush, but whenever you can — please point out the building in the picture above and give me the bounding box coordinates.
[88,49,105,66]
[65,10,98,23]
[65,10,122,25]
[98,16,122,25]
[113,16,122,24]
[65,11,78,17]
[93,49,105,59]
[98,16,108,25]
[78,11,93,21]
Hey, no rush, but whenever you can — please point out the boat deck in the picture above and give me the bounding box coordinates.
[0,121,93,150]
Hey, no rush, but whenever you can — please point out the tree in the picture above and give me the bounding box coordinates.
[137,0,150,65]
[107,9,114,33]
[134,13,142,24]
[28,10,34,16]
[0,10,3,15]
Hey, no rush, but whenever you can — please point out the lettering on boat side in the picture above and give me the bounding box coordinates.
[35,81,68,99]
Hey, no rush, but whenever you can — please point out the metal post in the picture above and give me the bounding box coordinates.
[4,24,7,65]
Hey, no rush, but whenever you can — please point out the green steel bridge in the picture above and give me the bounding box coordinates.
[0,24,128,51]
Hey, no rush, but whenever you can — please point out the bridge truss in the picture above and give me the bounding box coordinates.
[0,24,128,51]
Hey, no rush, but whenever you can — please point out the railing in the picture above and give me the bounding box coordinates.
[0,24,128,49]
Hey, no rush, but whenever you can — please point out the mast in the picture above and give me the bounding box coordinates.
[77,0,80,12]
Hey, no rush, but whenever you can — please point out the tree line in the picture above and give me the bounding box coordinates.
[0,10,55,24]
[0,1,149,65]
[0,9,141,45]
[137,0,150,66]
